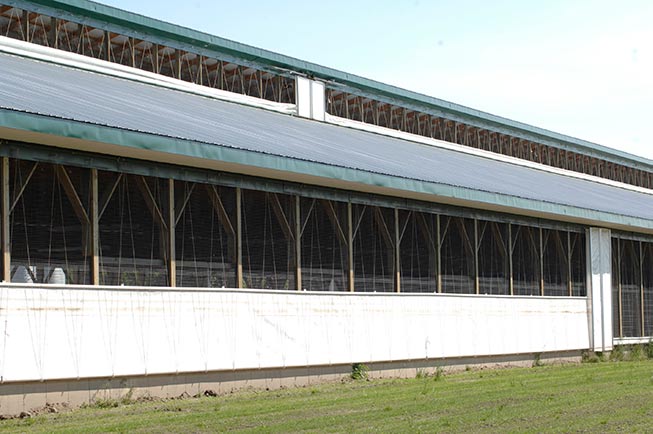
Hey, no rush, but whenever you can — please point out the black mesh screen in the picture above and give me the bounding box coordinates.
[511,225,541,296]
[300,198,348,291]
[2,156,598,300]
[98,173,168,286]
[477,221,509,295]
[242,190,295,290]
[440,216,475,294]
[399,210,437,293]
[569,232,586,296]
[643,242,653,337]
[10,161,90,284]
[352,204,394,292]
[619,239,641,338]
[612,237,621,337]
[542,229,569,296]
[175,182,236,288]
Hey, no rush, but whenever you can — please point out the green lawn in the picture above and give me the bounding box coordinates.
[3,360,653,433]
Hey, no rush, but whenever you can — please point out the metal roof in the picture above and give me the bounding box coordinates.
[1,51,653,231]
[5,0,653,172]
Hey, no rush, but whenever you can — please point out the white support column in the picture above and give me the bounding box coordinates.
[295,76,325,121]
[588,227,613,352]
[310,80,325,121]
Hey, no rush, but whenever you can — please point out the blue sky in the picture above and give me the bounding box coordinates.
[101,0,653,159]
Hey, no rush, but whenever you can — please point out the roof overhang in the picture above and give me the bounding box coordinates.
[5,0,653,171]
[1,47,653,234]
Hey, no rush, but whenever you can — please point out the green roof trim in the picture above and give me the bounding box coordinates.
[6,0,653,173]
[2,108,653,232]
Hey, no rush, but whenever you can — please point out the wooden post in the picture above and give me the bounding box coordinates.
[130,37,135,68]
[22,9,29,42]
[394,208,400,293]
[154,44,160,74]
[198,55,203,86]
[167,179,176,287]
[90,168,100,285]
[104,30,110,61]
[474,219,479,295]
[236,187,243,288]
[1,157,9,282]
[640,241,645,336]
[436,215,442,293]
[295,195,302,291]
[617,239,623,338]
[49,17,57,49]
[539,228,545,296]
[347,202,354,292]
[567,231,573,296]
[508,224,514,296]
[176,50,182,80]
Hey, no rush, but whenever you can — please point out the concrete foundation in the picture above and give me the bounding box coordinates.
[0,350,581,416]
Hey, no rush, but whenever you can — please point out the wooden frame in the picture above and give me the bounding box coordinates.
[0,155,592,301]
[236,187,243,288]
[90,168,99,285]
[1,157,9,282]
[347,202,354,292]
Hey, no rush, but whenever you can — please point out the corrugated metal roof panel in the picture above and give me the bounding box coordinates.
[9,0,653,171]
[1,51,652,228]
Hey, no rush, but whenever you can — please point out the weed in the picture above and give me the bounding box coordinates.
[85,398,120,409]
[415,368,428,379]
[532,353,544,367]
[610,345,624,361]
[581,351,601,363]
[351,363,369,381]
[595,351,607,362]
[433,366,445,382]
[647,340,653,359]
[83,389,135,409]
[120,389,135,405]
[630,345,646,361]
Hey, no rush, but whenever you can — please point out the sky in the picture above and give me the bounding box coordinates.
[100,0,653,160]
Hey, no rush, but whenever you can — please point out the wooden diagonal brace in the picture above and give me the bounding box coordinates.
[55,165,89,225]
[489,222,508,260]
[268,192,294,242]
[455,217,474,257]
[373,207,394,249]
[398,210,412,243]
[174,182,196,227]
[98,173,122,220]
[320,199,346,247]
[10,161,38,214]
[205,185,235,239]
[299,198,315,237]
[133,175,167,232]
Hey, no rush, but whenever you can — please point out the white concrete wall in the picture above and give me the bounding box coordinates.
[0,284,590,382]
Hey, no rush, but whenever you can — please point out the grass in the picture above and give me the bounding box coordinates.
[2,360,653,433]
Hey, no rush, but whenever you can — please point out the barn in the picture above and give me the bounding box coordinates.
[0,0,652,414]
